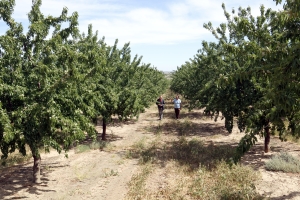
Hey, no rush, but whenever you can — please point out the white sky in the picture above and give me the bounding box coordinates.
[0,0,282,72]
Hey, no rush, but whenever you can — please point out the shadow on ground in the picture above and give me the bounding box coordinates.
[127,137,237,171]
[241,136,300,170]
[145,119,230,137]
[271,192,300,200]
[148,108,215,121]
[0,162,59,199]
[241,144,273,170]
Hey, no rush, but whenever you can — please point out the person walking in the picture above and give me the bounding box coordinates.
[156,95,165,120]
[172,95,181,119]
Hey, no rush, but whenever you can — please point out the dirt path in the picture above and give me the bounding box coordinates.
[0,105,300,200]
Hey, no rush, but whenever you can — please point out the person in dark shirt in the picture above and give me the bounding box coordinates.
[156,95,165,120]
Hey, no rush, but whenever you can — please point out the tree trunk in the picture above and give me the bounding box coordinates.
[264,123,270,153]
[33,154,41,183]
[102,118,107,140]
[92,117,97,126]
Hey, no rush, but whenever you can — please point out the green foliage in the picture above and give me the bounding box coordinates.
[265,151,300,173]
[0,0,95,160]
[0,0,168,179]
[92,38,168,123]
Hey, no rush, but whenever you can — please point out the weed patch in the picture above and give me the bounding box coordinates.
[177,119,192,136]
[90,141,108,150]
[75,140,110,153]
[126,164,153,199]
[190,161,262,200]
[75,144,91,154]
[265,151,300,173]
[126,137,159,164]
[102,168,119,178]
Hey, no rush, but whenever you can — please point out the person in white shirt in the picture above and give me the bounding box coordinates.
[172,95,181,119]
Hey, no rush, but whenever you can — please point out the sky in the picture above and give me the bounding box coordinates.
[0,0,283,72]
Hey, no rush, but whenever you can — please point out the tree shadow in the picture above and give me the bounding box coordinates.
[241,144,273,170]
[145,120,230,137]
[0,162,57,199]
[127,138,237,171]
[163,110,213,120]
[98,132,124,142]
[149,108,214,119]
[162,140,236,170]
[271,192,300,200]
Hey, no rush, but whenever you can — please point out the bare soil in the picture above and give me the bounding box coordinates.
[1,104,300,200]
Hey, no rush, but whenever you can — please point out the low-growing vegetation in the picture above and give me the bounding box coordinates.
[74,140,111,154]
[126,164,153,199]
[0,152,31,169]
[125,124,264,200]
[265,151,300,173]
[189,162,262,200]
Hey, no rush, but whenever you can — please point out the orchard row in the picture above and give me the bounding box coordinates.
[170,0,300,162]
[0,0,168,182]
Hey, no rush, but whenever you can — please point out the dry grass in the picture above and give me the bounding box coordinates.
[125,163,153,199]
[0,153,31,169]
[0,146,32,169]
[125,115,264,200]
[124,99,265,199]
